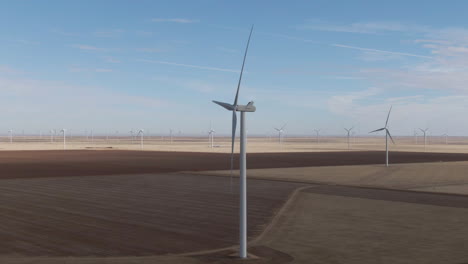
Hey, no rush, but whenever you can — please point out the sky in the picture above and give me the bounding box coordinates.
[1,0,468,136]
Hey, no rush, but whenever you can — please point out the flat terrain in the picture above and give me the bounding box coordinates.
[0,173,304,256]
[260,188,468,264]
[3,135,468,153]
[203,160,468,193]
[3,149,468,179]
[3,150,468,263]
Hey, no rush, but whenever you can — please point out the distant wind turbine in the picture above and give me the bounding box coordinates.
[138,129,144,149]
[314,129,320,144]
[344,127,354,150]
[442,133,448,145]
[8,130,13,143]
[60,129,66,150]
[274,124,287,144]
[212,25,255,259]
[208,122,215,148]
[419,128,429,151]
[369,106,395,167]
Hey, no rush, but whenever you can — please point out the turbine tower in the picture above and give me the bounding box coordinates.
[138,129,144,149]
[442,133,448,145]
[369,106,395,167]
[314,129,320,144]
[212,25,254,259]
[208,122,215,148]
[8,130,13,143]
[344,127,354,150]
[274,124,286,144]
[419,128,429,151]
[130,130,134,143]
[60,129,66,150]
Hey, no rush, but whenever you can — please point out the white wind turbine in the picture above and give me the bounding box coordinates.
[344,127,354,150]
[313,129,320,144]
[138,129,144,149]
[212,25,255,259]
[442,133,448,145]
[60,129,66,150]
[419,128,429,151]
[208,122,215,148]
[274,124,286,144]
[8,130,13,143]
[369,106,395,167]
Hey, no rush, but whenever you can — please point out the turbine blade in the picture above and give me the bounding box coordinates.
[419,128,425,133]
[233,25,254,107]
[280,123,287,130]
[274,128,280,131]
[369,128,385,133]
[213,100,235,111]
[387,129,395,144]
[385,105,392,127]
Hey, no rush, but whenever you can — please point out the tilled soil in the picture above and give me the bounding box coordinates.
[1,150,468,179]
[0,173,305,256]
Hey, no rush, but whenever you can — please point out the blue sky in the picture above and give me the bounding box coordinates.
[2,0,468,136]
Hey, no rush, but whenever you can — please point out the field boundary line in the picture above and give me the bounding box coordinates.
[177,185,315,257]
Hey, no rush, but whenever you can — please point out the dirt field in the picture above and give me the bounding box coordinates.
[260,188,468,264]
[3,150,468,263]
[0,173,304,257]
[3,150,468,179]
[202,160,468,193]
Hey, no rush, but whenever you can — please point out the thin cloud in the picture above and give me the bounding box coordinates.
[298,20,429,35]
[103,57,121,63]
[332,44,433,59]
[135,48,165,53]
[0,65,21,75]
[70,44,106,51]
[69,67,112,73]
[151,18,198,23]
[51,29,79,36]
[95,68,113,73]
[94,29,125,37]
[136,30,153,37]
[137,59,238,73]
[261,32,320,44]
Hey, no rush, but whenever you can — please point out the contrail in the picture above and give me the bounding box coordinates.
[332,44,433,59]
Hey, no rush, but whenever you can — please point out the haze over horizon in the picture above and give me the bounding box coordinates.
[2,1,468,136]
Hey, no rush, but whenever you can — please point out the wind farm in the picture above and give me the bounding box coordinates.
[3,1,468,264]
